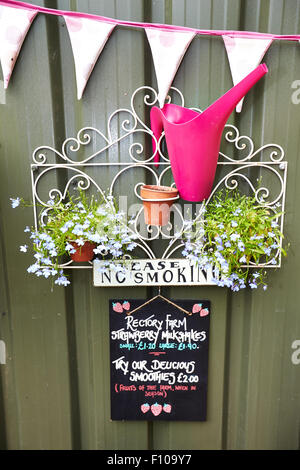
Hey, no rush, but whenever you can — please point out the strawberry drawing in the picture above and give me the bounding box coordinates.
[192,303,202,313]
[163,403,172,414]
[151,403,162,416]
[200,308,209,317]
[112,302,123,313]
[122,301,130,311]
[141,403,150,414]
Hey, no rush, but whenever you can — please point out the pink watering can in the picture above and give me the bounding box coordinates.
[150,63,268,201]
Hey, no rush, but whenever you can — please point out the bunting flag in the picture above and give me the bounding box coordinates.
[3,0,300,102]
[0,4,37,89]
[223,35,273,112]
[64,16,115,100]
[146,28,196,108]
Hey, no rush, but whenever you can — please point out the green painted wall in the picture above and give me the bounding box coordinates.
[0,0,299,450]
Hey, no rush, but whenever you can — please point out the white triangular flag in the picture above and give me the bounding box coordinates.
[223,35,273,112]
[0,5,37,89]
[146,28,196,108]
[64,16,115,99]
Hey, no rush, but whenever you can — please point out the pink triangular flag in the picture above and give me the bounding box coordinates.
[223,36,273,112]
[146,28,196,108]
[64,16,115,99]
[0,5,37,89]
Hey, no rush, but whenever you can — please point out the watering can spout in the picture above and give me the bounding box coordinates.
[150,63,268,201]
[204,63,268,124]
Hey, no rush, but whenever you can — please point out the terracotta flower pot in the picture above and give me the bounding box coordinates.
[140,184,179,226]
[69,241,97,262]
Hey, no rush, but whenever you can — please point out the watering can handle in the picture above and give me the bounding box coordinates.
[150,107,164,167]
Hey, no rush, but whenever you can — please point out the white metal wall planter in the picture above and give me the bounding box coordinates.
[30,86,288,287]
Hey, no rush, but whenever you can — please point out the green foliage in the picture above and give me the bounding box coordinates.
[12,191,137,286]
[182,189,286,291]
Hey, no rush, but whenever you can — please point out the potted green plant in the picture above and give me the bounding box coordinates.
[11,191,137,286]
[182,189,287,291]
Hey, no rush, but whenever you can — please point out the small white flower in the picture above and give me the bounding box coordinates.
[97,207,107,215]
[10,197,20,208]
[42,269,52,279]
[230,233,240,241]
[27,263,40,274]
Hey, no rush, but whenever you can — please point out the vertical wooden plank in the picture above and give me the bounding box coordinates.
[56,0,150,449]
[225,0,300,450]
[0,204,19,449]
[0,1,73,449]
[150,286,228,450]
[148,0,235,450]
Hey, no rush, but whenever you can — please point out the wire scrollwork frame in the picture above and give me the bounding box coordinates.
[30,86,288,276]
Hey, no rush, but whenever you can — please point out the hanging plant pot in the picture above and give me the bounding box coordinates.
[140,184,179,226]
[69,241,97,262]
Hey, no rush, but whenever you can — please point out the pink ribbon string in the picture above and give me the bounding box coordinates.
[1,0,300,41]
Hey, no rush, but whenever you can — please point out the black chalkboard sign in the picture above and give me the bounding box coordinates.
[109,296,210,421]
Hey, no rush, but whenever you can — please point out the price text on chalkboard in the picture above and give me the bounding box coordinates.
[109,297,210,421]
